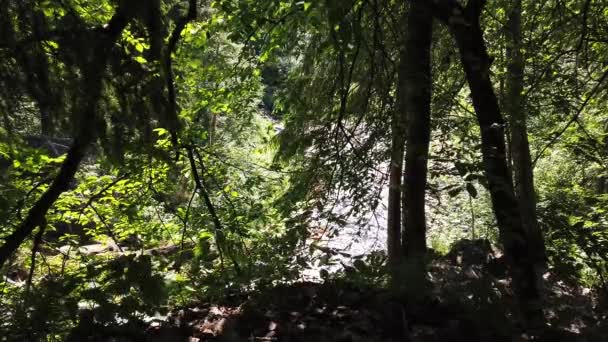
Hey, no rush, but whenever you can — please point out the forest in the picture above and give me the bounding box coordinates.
[0,0,607,341]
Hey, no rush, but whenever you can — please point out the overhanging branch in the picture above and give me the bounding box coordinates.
[0,2,134,269]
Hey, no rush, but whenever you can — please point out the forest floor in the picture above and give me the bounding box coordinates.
[67,240,608,342]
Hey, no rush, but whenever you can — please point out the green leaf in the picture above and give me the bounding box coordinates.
[465,183,477,198]
[134,56,147,64]
[153,128,169,136]
[46,40,59,49]
[353,259,366,272]
[319,269,329,279]
[448,187,461,197]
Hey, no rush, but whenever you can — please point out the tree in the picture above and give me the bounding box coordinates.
[386,10,407,270]
[0,0,137,268]
[430,0,544,326]
[401,0,433,262]
[504,0,547,286]
[2,0,608,340]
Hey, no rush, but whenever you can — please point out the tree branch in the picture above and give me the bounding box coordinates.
[0,2,133,269]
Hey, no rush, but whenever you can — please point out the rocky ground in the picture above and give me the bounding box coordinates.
[65,240,608,342]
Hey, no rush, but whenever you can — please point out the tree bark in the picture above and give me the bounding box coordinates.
[402,0,432,260]
[387,47,406,270]
[387,142,404,268]
[505,0,547,278]
[598,120,608,194]
[0,4,133,269]
[431,0,544,327]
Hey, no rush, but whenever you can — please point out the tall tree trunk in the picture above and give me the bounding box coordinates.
[505,0,548,279]
[431,0,544,327]
[387,134,404,269]
[402,0,432,260]
[387,46,407,270]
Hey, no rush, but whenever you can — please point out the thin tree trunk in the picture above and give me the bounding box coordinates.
[598,120,608,194]
[188,147,242,274]
[505,0,548,278]
[387,144,404,268]
[402,0,432,260]
[387,52,406,270]
[431,0,544,327]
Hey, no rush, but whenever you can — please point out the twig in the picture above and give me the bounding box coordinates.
[77,174,129,223]
[532,68,608,168]
[177,184,197,269]
[25,219,46,295]
[4,176,53,224]
[87,204,124,253]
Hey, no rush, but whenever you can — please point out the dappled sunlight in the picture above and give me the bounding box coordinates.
[1,0,607,340]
